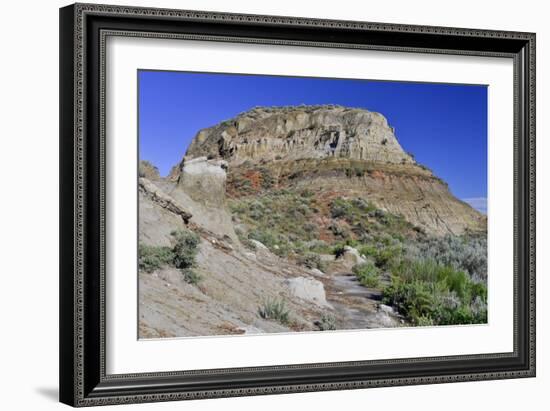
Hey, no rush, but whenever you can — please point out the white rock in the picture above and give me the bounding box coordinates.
[379,304,394,315]
[373,310,399,327]
[284,277,331,308]
[177,156,228,207]
[341,246,367,265]
[240,325,265,335]
[244,252,256,260]
[310,268,325,277]
[249,239,268,250]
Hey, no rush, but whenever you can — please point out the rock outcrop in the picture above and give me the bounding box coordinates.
[284,277,331,308]
[138,104,487,338]
[173,105,485,236]
[139,177,192,223]
[176,156,228,208]
[340,246,367,268]
[186,105,414,165]
[139,160,161,180]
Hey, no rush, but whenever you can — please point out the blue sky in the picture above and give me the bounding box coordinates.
[139,70,487,208]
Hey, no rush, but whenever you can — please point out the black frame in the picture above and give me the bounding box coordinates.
[60,3,536,407]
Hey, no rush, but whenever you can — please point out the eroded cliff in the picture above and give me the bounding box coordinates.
[173,105,485,236]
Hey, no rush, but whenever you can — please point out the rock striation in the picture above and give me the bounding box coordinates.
[185,105,414,166]
[139,177,192,223]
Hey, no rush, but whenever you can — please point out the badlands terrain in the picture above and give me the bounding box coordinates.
[138,105,488,338]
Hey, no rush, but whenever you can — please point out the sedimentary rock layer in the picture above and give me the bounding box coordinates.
[171,105,485,236]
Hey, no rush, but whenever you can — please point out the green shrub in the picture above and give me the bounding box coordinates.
[300,189,314,198]
[330,197,374,220]
[357,244,402,270]
[171,229,201,284]
[330,199,349,219]
[138,229,202,284]
[181,268,202,285]
[241,237,258,251]
[306,239,332,254]
[358,244,378,259]
[374,246,399,269]
[382,279,436,324]
[171,229,200,270]
[138,245,174,273]
[317,313,337,331]
[297,253,327,271]
[258,299,290,324]
[383,258,488,326]
[248,228,290,256]
[328,222,352,240]
[352,262,381,288]
[329,198,415,242]
[228,190,320,257]
[236,229,257,251]
[259,167,276,189]
[414,234,487,280]
[344,165,368,178]
[416,315,435,327]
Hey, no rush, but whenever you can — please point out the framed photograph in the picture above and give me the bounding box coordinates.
[59,3,536,407]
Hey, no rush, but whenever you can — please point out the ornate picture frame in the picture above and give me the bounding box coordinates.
[59,3,535,407]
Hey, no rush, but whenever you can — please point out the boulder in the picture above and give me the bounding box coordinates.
[341,246,367,266]
[249,239,268,250]
[378,304,395,315]
[284,277,331,308]
[177,156,228,207]
[372,310,400,327]
[310,268,325,277]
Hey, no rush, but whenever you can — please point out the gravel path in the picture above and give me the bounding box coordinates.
[326,273,401,329]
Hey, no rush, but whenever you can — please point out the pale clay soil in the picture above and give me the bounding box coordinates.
[138,177,402,339]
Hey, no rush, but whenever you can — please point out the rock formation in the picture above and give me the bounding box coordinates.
[185,105,414,165]
[138,104,487,338]
[139,160,161,180]
[174,105,485,236]
[284,277,331,308]
[176,156,228,208]
[139,177,192,223]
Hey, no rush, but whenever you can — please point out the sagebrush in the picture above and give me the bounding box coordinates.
[138,229,201,284]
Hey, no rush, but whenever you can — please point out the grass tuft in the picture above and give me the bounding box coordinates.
[258,298,290,324]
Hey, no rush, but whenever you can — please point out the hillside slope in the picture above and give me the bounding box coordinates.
[138,105,487,338]
[172,105,485,236]
[138,161,401,338]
